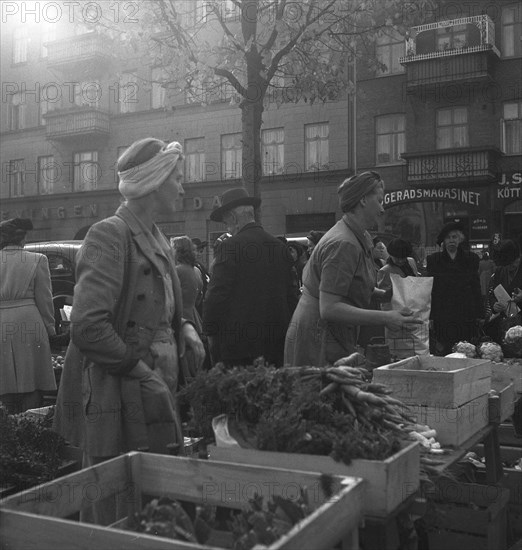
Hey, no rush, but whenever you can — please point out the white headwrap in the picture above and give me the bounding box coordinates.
[118,141,183,200]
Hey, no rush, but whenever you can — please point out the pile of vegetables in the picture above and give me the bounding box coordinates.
[0,405,66,491]
[180,355,419,465]
[451,340,505,363]
[504,325,522,358]
[129,490,314,550]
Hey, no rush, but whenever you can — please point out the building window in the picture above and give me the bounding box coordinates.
[436,24,467,51]
[115,145,129,182]
[502,101,522,154]
[262,128,284,175]
[119,71,138,113]
[376,114,405,164]
[39,87,56,126]
[223,0,240,21]
[436,107,468,149]
[151,67,167,109]
[376,30,404,75]
[41,26,56,58]
[502,4,522,57]
[305,123,329,171]
[38,156,58,194]
[73,151,99,191]
[13,27,29,63]
[185,138,206,182]
[7,93,26,131]
[8,160,25,197]
[221,133,242,180]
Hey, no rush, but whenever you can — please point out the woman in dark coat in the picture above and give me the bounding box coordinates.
[427,222,484,355]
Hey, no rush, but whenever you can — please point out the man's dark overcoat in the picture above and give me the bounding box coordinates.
[203,222,296,366]
[427,247,484,354]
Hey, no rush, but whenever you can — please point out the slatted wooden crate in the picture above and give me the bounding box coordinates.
[0,452,364,550]
[424,480,509,550]
[209,441,419,518]
[373,356,491,407]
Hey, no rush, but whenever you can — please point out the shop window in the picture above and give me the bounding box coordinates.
[502,101,522,155]
[305,123,329,171]
[38,156,58,194]
[119,71,138,114]
[502,4,522,57]
[436,107,468,149]
[376,29,404,75]
[262,128,284,175]
[7,93,26,131]
[8,159,25,197]
[73,151,99,191]
[376,114,405,164]
[185,138,206,182]
[13,27,28,64]
[221,132,242,180]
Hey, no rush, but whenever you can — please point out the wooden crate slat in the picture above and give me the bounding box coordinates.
[209,441,419,517]
[139,453,357,509]
[0,455,128,518]
[373,356,491,407]
[0,509,212,550]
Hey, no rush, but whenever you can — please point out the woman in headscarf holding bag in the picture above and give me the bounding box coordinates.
[54,138,205,477]
[0,218,57,413]
[284,171,421,367]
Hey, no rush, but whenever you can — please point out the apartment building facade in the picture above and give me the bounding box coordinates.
[1,1,520,257]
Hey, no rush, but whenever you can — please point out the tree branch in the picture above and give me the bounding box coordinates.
[214,67,248,97]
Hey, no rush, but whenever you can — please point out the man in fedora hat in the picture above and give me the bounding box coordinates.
[203,187,297,367]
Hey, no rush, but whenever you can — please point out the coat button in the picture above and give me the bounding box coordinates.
[144,267,151,275]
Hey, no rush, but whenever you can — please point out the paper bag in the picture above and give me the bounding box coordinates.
[387,274,433,359]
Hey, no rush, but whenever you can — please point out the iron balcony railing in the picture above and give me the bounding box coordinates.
[43,107,110,140]
[401,147,501,185]
[46,33,112,70]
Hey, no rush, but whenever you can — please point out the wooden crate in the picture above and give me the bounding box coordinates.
[0,453,364,550]
[373,356,491,407]
[425,480,510,550]
[489,380,516,424]
[209,441,420,517]
[407,393,489,447]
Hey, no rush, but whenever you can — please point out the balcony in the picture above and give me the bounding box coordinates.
[400,15,500,94]
[46,33,112,73]
[43,107,110,140]
[401,147,501,186]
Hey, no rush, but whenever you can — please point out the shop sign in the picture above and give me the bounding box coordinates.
[470,216,490,240]
[384,188,481,207]
[497,172,521,199]
[0,196,223,222]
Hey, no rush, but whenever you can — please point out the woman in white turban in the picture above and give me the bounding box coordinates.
[54,139,205,519]
[284,171,421,367]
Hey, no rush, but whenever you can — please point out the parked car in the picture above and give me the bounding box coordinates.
[23,240,82,334]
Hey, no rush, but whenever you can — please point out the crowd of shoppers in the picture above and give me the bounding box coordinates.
[3,137,518,476]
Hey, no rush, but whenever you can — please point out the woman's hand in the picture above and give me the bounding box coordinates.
[493,302,507,313]
[384,309,422,332]
[179,323,206,371]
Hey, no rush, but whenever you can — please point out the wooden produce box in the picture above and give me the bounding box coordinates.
[373,356,491,408]
[407,393,490,447]
[0,452,364,550]
[209,441,420,518]
[489,380,516,424]
[424,480,510,550]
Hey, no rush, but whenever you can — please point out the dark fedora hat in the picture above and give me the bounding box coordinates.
[436,221,466,246]
[210,187,261,222]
